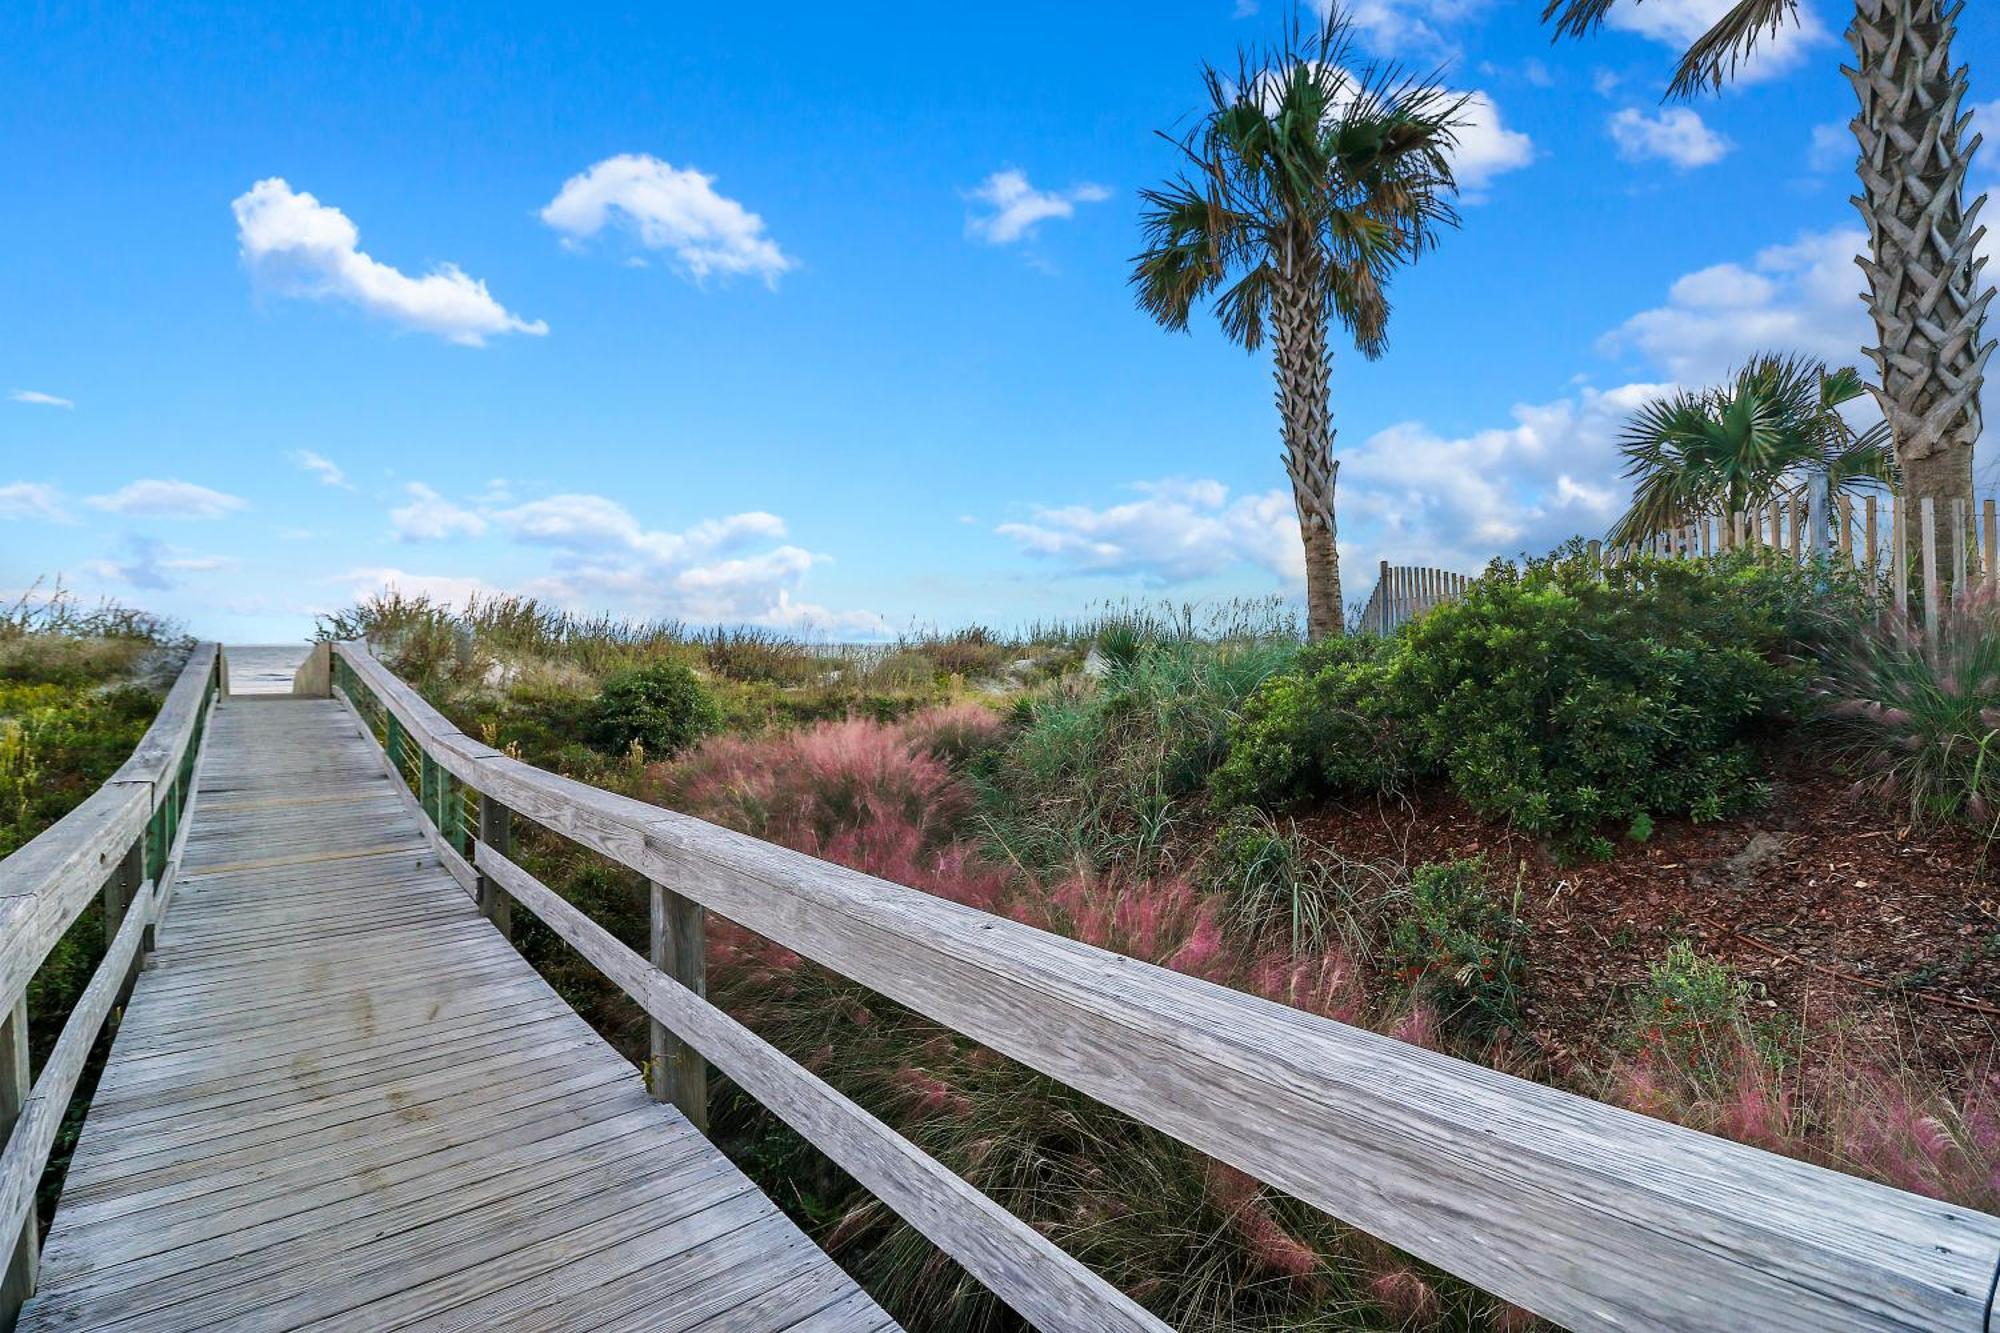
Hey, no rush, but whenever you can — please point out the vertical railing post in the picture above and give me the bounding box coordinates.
[113,835,147,991]
[385,712,404,778]
[0,997,37,1327]
[648,882,708,1133]
[476,794,513,941]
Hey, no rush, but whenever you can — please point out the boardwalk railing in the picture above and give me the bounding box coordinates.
[0,643,222,1329]
[327,639,2000,1332]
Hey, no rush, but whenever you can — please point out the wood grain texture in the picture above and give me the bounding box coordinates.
[332,639,2000,1332]
[15,698,893,1333]
[477,841,1167,1333]
[0,646,216,1018]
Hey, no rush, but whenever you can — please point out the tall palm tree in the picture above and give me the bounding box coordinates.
[1132,11,1464,639]
[1545,0,1992,572]
[1610,354,1898,546]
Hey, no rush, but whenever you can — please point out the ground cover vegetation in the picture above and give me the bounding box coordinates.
[319,542,2000,1330]
[0,585,189,1221]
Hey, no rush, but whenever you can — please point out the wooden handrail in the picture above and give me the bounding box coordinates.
[331,640,2000,1332]
[0,642,222,1326]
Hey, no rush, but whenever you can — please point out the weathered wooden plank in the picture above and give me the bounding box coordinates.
[649,881,708,1131]
[484,838,1199,1333]
[18,698,890,1333]
[0,997,35,1330]
[303,623,2000,1333]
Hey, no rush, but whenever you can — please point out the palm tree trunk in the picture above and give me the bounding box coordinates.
[1847,0,1993,578]
[1272,262,1342,639]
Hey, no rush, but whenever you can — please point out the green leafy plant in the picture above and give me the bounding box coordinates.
[1384,859,1527,1041]
[587,661,722,759]
[1218,548,1844,847]
[1629,941,1756,1072]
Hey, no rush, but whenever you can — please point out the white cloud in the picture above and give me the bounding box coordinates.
[1452,92,1536,194]
[10,389,73,408]
[964,169,1111,245]
[1605,0,1827,85]
[996,478,1302,584]
[85,537,235,591]
[540,154,794,285]
[471,492,884,633]
[1808,119,1850,172]
[1337,383,1664,571]
[339,566,502,608]
[288,448,352,489]
[1608,106,1730,167]
[232,177,547,346]
[0,482,72,522]
[1591,67,1623,97]
[85,479,249,519]
[390,482,488,542]
[1603,227,1871,383]
[1330,0,1492,57]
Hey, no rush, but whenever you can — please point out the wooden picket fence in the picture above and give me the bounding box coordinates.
[1360,493,1998,637]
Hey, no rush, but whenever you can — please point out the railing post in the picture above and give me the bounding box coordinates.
[0,997,37,1328]
[476,794,513,942]
[648,882,708,1133]
[112,836,147,990]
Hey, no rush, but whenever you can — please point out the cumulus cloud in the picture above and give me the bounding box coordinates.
[996,478,1302,584]
[540,154,794,285]
[1604,0,1827,85]
[85,537,235,591]
[10,389,73,408]
[288,448,352,489]
[86,479,249,519]
[1608,106,1730,167]
[1327,0,1492,58]
[1602,227,1871,383]
[964,169,1111,246]
[998,385,1662,595]
[1452,92,1535,194]
[232,178,547,345]
[399,491,889,635]
[0,482,72,522]
[390,482,488,542]
[338,566,502,609]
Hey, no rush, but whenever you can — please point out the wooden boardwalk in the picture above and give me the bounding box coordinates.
[15,698,894,1332]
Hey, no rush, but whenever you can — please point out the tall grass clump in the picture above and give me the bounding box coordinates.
[987,637,1300,873]
[1817,586,2000,825]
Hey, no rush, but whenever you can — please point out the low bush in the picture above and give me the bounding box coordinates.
[1383,860,1527,1041]
[587,661,722,759]
[1628,941,1758,1076]
[1219,549,1835,849]
[1816,587,2000,825]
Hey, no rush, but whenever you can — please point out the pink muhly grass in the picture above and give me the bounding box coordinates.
[1203,1164,1321,1284]
[1389,1003,1441,1052]
[1368,1266,1439,1324]
[894,1066,973,1118]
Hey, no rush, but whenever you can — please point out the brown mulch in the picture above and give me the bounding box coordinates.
[1290,752,2000,1081]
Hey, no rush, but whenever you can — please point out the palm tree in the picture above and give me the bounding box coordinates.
[1610,354,1898,546]
[1132,11,1464,639]
[1545,0,1992,573]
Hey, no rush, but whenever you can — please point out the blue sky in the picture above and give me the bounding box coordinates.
[2,1,1993,642]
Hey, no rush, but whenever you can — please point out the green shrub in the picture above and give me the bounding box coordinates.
[1219,548,1827,847]
[1209,634,1405,809]
[1384,859,1527,1040]
[1204,807,1377,953]
[1629,941,1753,1066]
[1817,587,2000,825]
[587,662,722,758]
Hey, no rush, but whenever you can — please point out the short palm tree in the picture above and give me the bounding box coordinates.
[1610,354,1897,547]
[1132,11,1464,640]
[1545,0,1992,571]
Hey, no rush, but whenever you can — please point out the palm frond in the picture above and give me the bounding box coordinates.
[1667,0,1803,98]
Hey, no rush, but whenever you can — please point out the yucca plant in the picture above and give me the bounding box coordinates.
[1817,585,2000,825]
